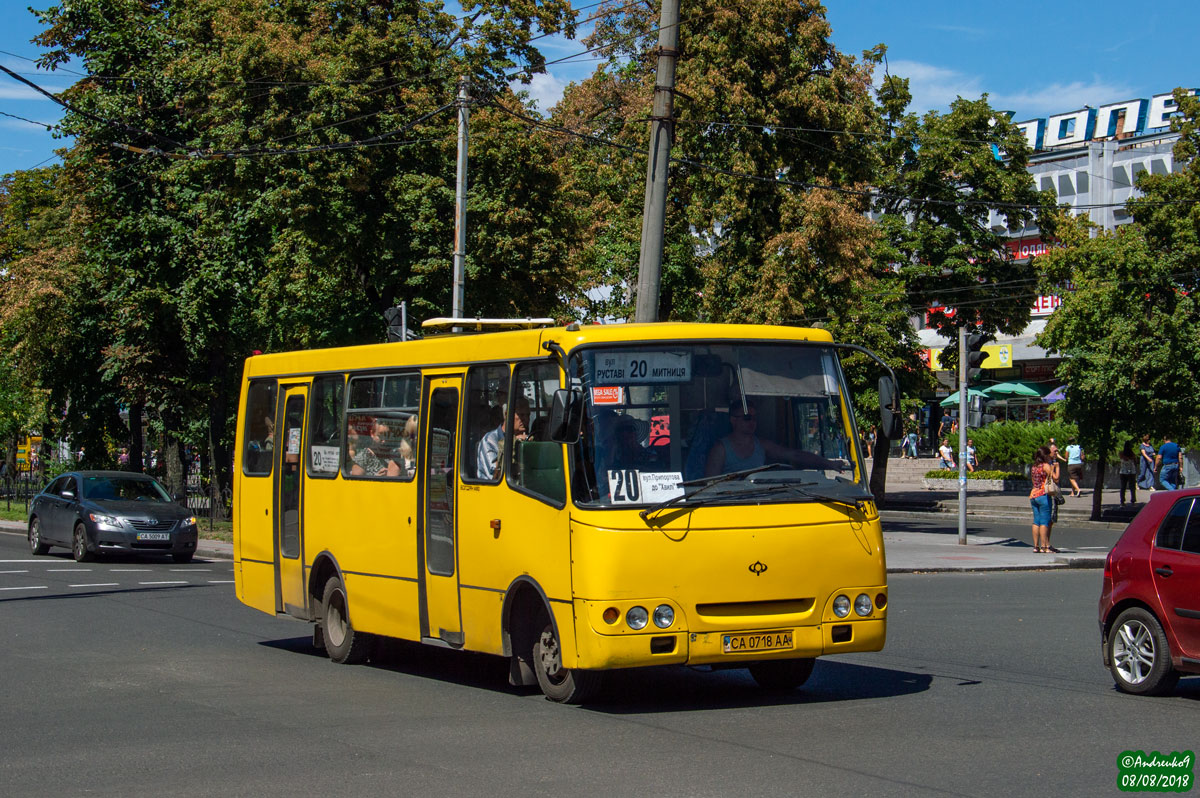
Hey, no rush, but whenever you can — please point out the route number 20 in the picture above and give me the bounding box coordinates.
[608,469,641,503]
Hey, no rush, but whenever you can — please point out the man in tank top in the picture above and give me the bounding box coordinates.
[705,400,845,477]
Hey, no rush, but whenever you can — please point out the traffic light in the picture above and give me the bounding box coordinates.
[966,332,992,382]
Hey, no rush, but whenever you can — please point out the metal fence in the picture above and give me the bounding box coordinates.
[1,467,231,526]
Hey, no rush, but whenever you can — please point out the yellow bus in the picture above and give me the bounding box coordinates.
[233,320,899,702]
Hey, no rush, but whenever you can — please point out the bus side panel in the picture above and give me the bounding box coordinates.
[457,485,573,658]
[305,478,421,641]
[233,376,277,616]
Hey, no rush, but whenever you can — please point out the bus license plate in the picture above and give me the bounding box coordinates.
[136,532,170,542]
[722,630,794,654]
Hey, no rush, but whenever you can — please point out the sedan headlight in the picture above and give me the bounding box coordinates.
[832,595,851,618]
[184,516,198,527]
[88,512,122,529]
[854,593,873,617]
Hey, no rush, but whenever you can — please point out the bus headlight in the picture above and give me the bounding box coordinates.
[626,606,649,630]
[854,593,873,616]
[652,604,674,628]
[832,595,851,618]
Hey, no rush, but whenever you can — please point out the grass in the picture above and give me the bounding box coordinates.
[0,502,233,542]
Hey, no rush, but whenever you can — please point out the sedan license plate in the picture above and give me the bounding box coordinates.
[722,630,794,654]
[136,532,170,542]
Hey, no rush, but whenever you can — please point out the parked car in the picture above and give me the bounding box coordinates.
[1099,488,1200,695]
[27,471,199,563]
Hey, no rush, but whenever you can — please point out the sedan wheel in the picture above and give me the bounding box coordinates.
[1108,607,1179,696]
[72,524,95,563]
[28,517,50,555]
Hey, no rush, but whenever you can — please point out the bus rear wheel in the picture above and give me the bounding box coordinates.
[320,576,374,665]
[749,658,815,690]
[532,615,601,704]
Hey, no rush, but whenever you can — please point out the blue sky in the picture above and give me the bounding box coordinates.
[0,0,1196,177]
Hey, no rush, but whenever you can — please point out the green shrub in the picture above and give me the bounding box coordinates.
[970,420,1078,468]
[924,469,1026,481]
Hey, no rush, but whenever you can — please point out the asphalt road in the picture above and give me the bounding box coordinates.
[0,532,1195,798]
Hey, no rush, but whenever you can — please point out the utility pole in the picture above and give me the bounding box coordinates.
[452,78,469,321]
[634,0,680,324]
[958,326,968,544]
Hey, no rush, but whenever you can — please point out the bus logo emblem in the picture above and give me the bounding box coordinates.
[748,561,768,576]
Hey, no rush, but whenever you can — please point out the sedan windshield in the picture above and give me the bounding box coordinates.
[569,342,867,508]
[82,475,172,502]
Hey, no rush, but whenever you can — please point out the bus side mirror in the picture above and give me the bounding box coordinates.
[879,375,903,439]
[548,389,584,444]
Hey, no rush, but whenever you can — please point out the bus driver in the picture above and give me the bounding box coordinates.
[705,400,845,477]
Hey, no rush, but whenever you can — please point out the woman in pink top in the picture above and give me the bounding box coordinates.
[1029,446,1054,553]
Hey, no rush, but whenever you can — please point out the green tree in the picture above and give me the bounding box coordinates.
[27,0,580,494]
[1037,215,1200,519]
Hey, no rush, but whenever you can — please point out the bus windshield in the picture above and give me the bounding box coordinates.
[569,342,868,509]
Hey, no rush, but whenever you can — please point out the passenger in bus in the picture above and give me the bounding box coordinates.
[476,397,529,480]
[704,400,845,476]
[350,418,404,477]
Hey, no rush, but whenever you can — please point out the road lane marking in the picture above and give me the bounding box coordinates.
[139,581,188,585]
[207,580,234,584]
[0,569,29,574]
[0,586,48,591]
[0,559,52,563]
[48,568,91,572]
[170,568,210,572]
[1078,546,1110,550]
[70,583,120,588]
[110,569,152,572]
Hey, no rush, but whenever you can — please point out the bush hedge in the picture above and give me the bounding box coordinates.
[923,469,1026,481]
[968,420,1078,468]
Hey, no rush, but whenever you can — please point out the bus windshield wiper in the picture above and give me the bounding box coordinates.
[638,463,791,522]
[751,482,873,512]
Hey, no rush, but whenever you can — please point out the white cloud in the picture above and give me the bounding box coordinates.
[880,60,1136,120]
[883,59,983,114]
[990,79,1136,118]
[0,83,68,101]
[525,71,568,114]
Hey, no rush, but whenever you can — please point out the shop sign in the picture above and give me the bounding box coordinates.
[1014,89,1197,151]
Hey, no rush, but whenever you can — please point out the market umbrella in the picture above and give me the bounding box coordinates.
[1043,385,1068,403]
[939,388,988,407]
[984,381,1044,422]
[983,381,1042,398]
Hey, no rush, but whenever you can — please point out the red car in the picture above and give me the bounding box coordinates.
[1099,488,1200,695]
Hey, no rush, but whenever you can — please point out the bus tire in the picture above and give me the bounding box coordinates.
[749,658,815,690]
[320,575,373,664]
[532,614,602,704]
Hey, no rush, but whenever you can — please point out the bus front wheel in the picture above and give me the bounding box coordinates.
[749,658,815,690]
[532,615,602,704]
[320,576,374,665]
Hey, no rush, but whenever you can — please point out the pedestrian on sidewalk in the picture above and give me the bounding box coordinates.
[1118,441,1138,505]
[1138,434,1157,492]
[903,426,919,459]
[966,439,977,473]
[1156,435,1182,490]
[938,439,955,470]
[1029,446,1055,553]
[1065,438,1084,497]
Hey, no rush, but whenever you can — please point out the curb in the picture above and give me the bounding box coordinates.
[0,525,233,561]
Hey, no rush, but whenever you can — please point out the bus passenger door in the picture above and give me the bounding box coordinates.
[275,386,309,618]
[419,376,463,646]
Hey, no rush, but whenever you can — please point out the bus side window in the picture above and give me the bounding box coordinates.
[508,361,564,504]
[344,373,419,480]
[462,365,509,483]
[307,375,344,478]
[242,380,277,477]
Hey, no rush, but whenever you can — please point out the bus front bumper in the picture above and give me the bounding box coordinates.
[572,617,886,670]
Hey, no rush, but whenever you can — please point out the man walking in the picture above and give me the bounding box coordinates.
[1156,435,1182,491]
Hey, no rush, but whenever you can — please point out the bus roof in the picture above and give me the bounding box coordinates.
[241,322,836,378]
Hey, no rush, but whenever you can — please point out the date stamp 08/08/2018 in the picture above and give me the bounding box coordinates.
[1118,751,1194,793]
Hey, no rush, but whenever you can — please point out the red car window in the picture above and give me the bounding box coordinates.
[1155,498,1192,550]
